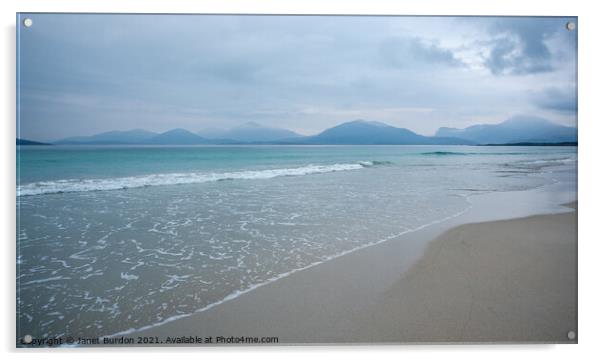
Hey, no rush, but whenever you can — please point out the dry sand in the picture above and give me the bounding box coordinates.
[127,202,576,345]
[351,203,577,343]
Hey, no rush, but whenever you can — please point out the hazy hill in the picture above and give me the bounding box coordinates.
[56,129,158,144]
[436,116,577,144]
[147,129,209,145]
[295,120,474,145]
[199,122,302,142]
[196,126,229,139]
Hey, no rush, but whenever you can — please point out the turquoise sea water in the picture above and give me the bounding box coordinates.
[16,145,577,339]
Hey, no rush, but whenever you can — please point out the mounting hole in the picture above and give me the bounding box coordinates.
[23,18,33,28]
[567,330,576,340]
[22,334,33,344]
[566,21,576,31]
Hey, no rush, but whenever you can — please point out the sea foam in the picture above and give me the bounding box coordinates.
[17,162,378,197]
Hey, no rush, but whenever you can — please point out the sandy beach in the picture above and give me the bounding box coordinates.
[351,203,577,343]
[124,197,576,345]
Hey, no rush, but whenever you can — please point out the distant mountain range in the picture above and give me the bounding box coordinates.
[20,117,577,146]
[435,116,577,144]
[51,120,473,145]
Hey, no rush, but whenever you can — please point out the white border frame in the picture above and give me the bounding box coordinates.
[2,1,600,360]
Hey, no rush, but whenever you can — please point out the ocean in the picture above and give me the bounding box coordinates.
[16,145,577,339]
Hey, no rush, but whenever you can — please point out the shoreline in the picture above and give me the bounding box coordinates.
[98,194,475,341]
[117,185,576,345]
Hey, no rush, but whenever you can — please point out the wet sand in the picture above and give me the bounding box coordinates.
[124,201,576,345]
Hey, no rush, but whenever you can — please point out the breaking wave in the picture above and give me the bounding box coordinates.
[17,161,385,197]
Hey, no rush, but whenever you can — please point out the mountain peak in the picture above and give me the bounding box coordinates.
[337,120,392,129]
[162,128,193,134]
[302,119,471,145]
[149,128,207,144]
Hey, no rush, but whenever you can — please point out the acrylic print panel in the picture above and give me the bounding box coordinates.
[16,14,577,347]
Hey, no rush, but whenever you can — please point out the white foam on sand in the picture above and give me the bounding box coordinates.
[99,195,473,340]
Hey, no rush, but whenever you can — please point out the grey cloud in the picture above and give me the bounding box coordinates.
[380,37,464,69]
[533,87,577,113]
[483,18,575,75]
[485,36,553,75]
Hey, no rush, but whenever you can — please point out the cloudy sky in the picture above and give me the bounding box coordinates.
[18,14,577,141]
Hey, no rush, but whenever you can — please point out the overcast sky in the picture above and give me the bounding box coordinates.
[18,14,577,141]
